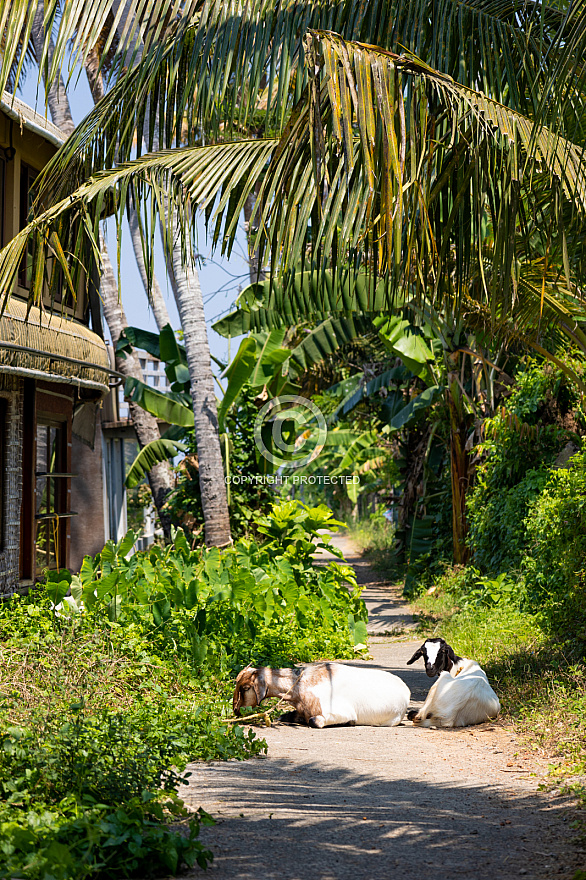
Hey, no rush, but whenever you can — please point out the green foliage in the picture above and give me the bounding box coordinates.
[0,796,213,880]
[427,565,527,611]
[169,386,275,538]
[467,362,578,573]
[0,500,362,879]
[522,449,586,639]
[468,467,549,573]
[0,703,260,810]
[126,439,186,489]
[0,601,259,880]
[64,500,365,668]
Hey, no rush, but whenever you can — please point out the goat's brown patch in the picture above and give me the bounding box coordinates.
[233,668,262,715]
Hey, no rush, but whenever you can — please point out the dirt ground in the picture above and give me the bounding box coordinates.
[180,534,585,880]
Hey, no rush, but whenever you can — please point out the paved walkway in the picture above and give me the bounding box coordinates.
[181,533,583,879]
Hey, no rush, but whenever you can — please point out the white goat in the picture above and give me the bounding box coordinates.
[406,638,500,728]
[233,662,411,728]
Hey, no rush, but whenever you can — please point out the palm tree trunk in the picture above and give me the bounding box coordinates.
[32,3,75,137]
[99,244,173,537]
[32,17,173,537]
[110,11,232,547]
[127,209,172,331]
[447,371,470,565]
[168,245,232,547]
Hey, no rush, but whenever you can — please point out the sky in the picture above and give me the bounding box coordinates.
[17,67,249,372]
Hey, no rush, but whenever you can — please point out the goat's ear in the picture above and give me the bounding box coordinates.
[232,683,243,717]
[252,672,267,705]
[437,643,455,671]
[406,648,423,665]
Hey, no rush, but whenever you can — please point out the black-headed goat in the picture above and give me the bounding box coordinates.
[405,638,500,728]
[233,662,410,728]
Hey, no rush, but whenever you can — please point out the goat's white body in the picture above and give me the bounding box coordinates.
[413,658,500,728]
[280,663,410,728]
[308,665,410,727]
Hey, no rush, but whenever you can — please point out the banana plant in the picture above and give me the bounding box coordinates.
[116,325,192,488]
[116,321,363,489]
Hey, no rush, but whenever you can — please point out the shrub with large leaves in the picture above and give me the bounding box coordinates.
[48,501,367,667]
[522,449,586,640]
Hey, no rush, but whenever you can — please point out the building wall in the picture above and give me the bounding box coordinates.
[0,100,111,593]
[69,417,107,571]
[0,374,23,596]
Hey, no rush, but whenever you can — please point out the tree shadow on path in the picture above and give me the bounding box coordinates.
[183,753,581,880]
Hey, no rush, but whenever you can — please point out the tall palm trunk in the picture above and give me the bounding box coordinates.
[110,9,233,547]
[32,3,74,137]
[31,9,173,537]
[447,369,470,565]
[99,247,173,536]
[127,209,172,331]
[86,47,172,334]
[168,246,231,547]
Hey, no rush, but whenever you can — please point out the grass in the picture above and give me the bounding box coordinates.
[413,569,586,819]
[0,591,267,880]
[0,604,225,726]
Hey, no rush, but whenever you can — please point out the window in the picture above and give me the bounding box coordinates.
[20,382,76,581]
[18,163,37,289]
[35,421,69,572]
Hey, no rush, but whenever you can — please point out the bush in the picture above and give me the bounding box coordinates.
[0,605,263,879]
[421,564,526,612]
[0,796,213,880]
[522,449,586,640]
[53,500,367,671]
[467,362,578,574]
[467,467,549,573]
[0,500,362,879]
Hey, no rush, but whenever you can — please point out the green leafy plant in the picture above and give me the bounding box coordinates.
[522,448,586,639]
[467,361,581,574]
[53,501,366,669]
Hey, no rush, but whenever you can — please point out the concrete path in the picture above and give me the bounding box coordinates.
[181,533,583,879]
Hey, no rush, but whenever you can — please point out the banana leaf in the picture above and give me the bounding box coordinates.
[124,377,194,427]
[126,439,186,488]
[217,337,257,432]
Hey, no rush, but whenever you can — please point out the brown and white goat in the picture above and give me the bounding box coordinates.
[406,638,500,728]
[233,662,410,728]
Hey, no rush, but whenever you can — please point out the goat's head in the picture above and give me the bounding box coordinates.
[232,666,268,716]
[406,638,461,677]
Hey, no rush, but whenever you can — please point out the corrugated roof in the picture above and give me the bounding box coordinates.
[0,91,64,147]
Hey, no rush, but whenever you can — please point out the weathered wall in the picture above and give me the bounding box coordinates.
[0,374,23,596]
[69,417,106,572]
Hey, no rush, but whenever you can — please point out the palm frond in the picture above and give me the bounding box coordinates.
[32,0,579,201]
[0,138,277,310]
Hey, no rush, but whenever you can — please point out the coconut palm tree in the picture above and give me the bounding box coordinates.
[2,0,586,556]
[28,1,175,537]
[5,0,232,546]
